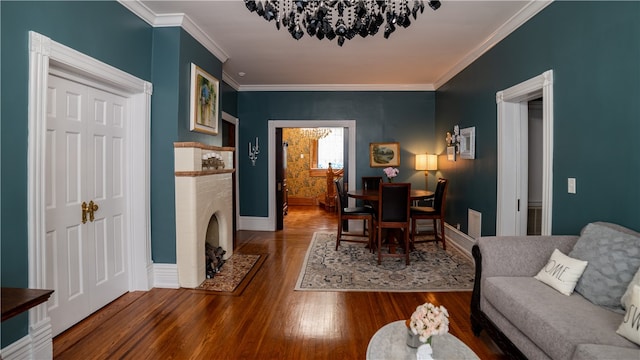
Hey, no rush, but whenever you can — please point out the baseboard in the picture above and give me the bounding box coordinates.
[238,216,274,231]
[289,197,317,206]
[1,317,53,360]
[153,263,180,289]
[443,223,476,260]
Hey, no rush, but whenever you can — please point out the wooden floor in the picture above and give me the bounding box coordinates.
[53,206,505,359]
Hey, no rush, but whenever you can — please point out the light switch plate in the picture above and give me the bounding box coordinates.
[568,178,576,194]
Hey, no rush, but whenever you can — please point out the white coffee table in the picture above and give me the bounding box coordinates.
[366,320,479,360]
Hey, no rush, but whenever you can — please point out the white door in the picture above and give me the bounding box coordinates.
[45,74,129,336]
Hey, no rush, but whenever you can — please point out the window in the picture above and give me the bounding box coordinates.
[309,128,344,176]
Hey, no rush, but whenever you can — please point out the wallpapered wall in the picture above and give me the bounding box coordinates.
[283,128,328,199]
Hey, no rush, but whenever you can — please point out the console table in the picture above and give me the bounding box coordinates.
[1,288,54,322]
[367,320,479,360]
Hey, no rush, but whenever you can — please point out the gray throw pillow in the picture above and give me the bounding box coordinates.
[569,223,640,312]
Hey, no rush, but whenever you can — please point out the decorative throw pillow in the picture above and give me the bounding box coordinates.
[616,285,640,345]
[534,249,589,296]
[622,267,640,310]
[569,223,640,310]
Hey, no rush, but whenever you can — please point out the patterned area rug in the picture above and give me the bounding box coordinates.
[295,232,475,292]
[196,254,263,293]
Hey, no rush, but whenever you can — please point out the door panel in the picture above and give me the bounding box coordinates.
[46,75,129,336]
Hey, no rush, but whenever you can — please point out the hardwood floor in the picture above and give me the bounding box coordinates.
[53,206,505,359]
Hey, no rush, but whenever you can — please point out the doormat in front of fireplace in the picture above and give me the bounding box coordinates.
[195,254,266,295]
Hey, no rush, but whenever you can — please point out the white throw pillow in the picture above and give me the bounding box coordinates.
[616,285,640,345]
[534,249,589,296]
[622,267,640,310]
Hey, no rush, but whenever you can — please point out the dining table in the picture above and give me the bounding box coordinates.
[347,188,434,255]
[347,188,434,202]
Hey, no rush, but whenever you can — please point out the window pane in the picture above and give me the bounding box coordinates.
[317,128,343,169]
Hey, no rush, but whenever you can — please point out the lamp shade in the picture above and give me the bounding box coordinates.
[415,154,438,171]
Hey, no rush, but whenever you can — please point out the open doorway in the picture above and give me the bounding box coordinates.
[496,70,554,236]
[268,120,357,231]
[221,112,238,246]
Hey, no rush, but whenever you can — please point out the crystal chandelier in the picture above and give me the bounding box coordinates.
[301,127,332,139]
[244,0,442,46]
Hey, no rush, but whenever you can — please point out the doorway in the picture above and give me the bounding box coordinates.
[28,31,152,348]
[221,112,238,248]
[496,70,554,236]
[268,120,357,231]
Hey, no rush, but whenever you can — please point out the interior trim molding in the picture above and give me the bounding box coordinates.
[434,0,553,89]
[239,84,436,92]
[117,0,229,63]
[496,70,554,236]
[152,264,180,289]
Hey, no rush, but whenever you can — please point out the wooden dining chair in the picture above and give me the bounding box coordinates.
[361,176,382,209]
[375,182,412,265]
[334,179,376,251]
[410,178,449,250]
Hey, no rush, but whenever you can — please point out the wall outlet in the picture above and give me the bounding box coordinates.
[568,178,576,194]
[456,223,461,230]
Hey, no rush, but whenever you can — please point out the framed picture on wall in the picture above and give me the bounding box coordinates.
[369,142,400,167]
[189,63,219,135]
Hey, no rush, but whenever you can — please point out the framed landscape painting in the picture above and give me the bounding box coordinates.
[370,142,400,167]
[190,63,219,135]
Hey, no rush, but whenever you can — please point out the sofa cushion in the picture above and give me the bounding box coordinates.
[534,248,588,296]
[572,344,640,360]
[484,277,637,360]
[617,285,640,345]
[569,223,640,312]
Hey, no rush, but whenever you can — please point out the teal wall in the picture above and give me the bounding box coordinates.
[0,0,152,348]
[237,91,436,216]
[149,27,224,263]
[436,1,640,234]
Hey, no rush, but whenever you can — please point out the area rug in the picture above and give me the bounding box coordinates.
[295,232,475,292]
[196,254,265,295]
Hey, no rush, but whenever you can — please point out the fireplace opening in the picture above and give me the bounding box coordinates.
[205,213,226,278]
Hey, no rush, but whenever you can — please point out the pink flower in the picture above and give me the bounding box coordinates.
[383,167,399,179]
[409,303,450,342]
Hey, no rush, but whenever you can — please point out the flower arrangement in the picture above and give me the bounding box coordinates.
[383,167,399,182]
[408,302,450,343]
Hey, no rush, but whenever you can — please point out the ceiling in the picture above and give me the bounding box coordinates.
[124,0,551,90]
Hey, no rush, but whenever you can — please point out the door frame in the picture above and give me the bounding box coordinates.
[221,111,239,241]
[27,31,152,353]
[267,120,356,231]
[496,70,553,235]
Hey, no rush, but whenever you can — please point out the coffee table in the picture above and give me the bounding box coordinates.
[366,320,479,360]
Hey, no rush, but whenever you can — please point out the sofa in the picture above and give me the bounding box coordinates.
[470,222,640,360]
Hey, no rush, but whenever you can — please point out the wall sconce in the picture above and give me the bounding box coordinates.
[248,137,259,166]
[415,153,438,190]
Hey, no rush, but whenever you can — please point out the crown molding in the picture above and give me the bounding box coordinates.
[222,71,241,91]
[237,83,436,92]
[433,0,553,89]
[118,0,229,63]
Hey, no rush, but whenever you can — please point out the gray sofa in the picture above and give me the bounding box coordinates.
[470,223,640,360]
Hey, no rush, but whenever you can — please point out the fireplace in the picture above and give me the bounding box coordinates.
[174,142,235,288]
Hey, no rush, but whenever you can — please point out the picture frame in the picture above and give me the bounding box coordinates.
[447,146,456,161]
[459,126,476,159]
[189,63,219,135]
[369,142,400,167]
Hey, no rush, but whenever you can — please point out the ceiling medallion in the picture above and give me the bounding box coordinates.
[244,0,441,46]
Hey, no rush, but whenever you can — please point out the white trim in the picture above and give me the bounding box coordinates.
[26,31,153,357]
[239,84,435,92]
[434,0,553,89]
[221,111,240,228]
[222,71,241,91]
[117,0,229,63]
[0,335,32,360]
[443,223,475,261]
[265,120,357,231]
[153,264,180,289]
[238,216,274,232]
[496,70,553,236]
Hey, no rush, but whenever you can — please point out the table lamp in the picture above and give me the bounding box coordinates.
[415,154,438,190]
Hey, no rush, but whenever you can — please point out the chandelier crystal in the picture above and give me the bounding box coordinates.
[244,0,441,46]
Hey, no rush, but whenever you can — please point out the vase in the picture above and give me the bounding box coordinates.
[406,329,431,348]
